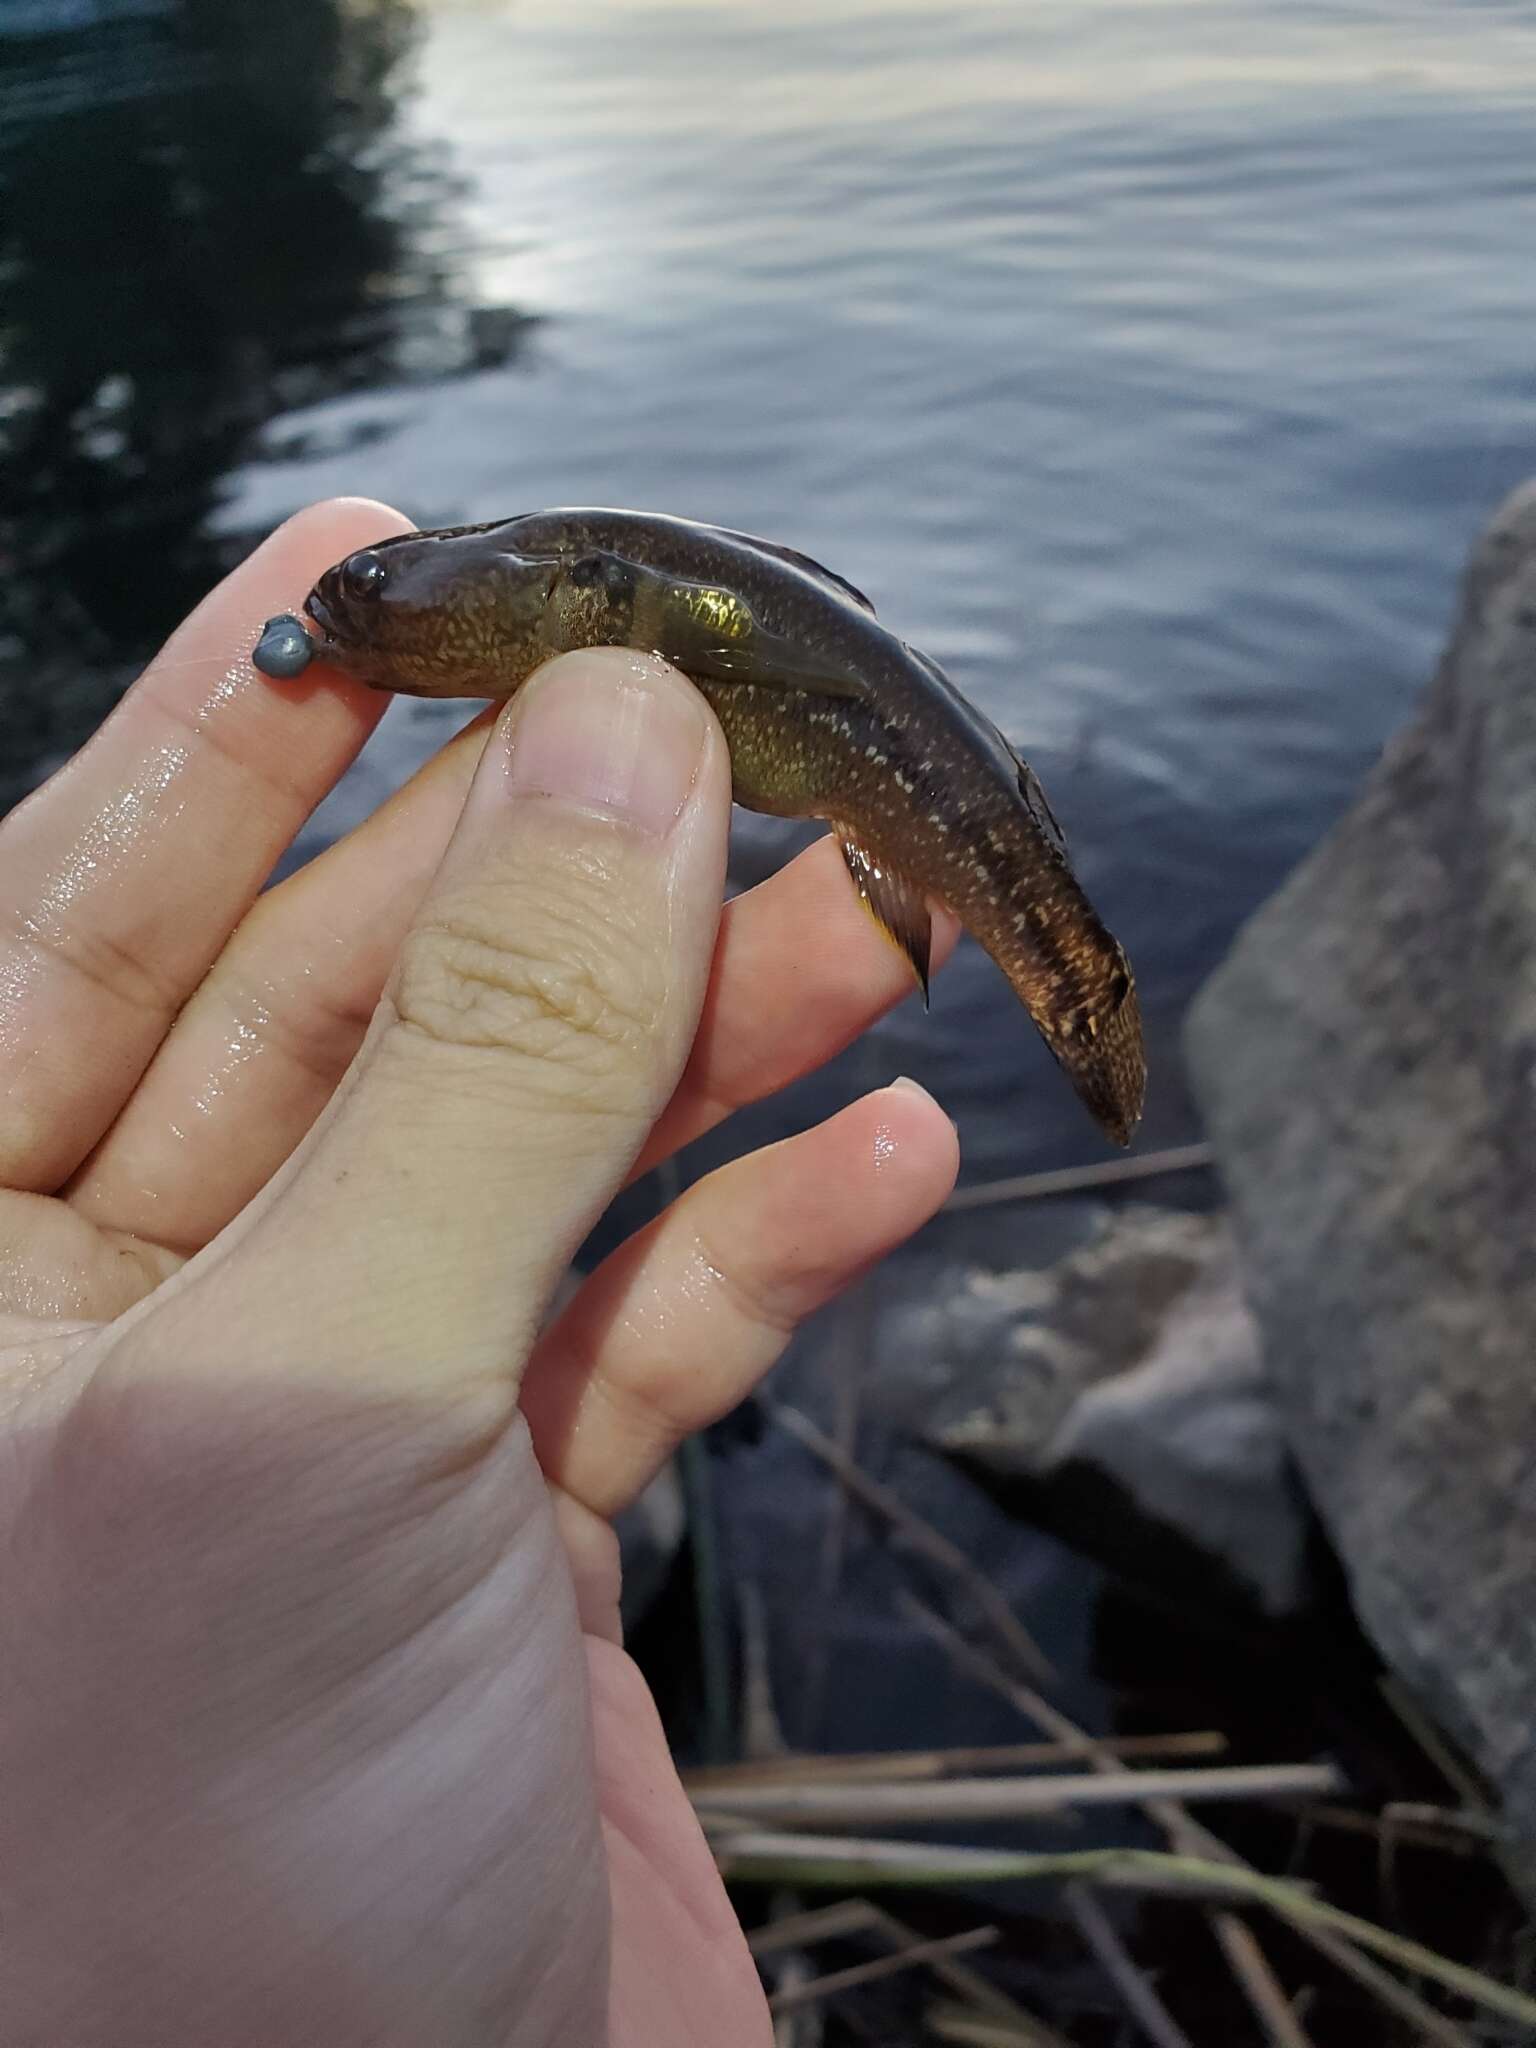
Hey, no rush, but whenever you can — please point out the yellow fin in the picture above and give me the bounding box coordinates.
[833,827,932,1005]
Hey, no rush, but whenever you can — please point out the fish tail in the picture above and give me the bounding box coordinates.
[1066,964,1146,1147]
[990,916,1146,1146]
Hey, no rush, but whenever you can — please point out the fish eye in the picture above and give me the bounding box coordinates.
[341,550,388,601]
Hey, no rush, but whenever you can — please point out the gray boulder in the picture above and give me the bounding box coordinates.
[919,1206,1314,1616]
[1186,480,1536,1872]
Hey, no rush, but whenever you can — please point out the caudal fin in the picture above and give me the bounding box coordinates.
[1058,967,1146,1146]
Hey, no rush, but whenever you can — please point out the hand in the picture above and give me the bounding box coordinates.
[0,500,959,2047]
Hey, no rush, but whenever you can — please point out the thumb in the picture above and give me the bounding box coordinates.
[173,648,729,1396]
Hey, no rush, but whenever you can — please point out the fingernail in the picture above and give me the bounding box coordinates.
[505,654,706,837]
[890,1073,957,1127]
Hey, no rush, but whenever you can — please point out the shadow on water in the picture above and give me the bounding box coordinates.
[0,0,531,812]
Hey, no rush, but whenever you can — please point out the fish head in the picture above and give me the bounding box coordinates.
[303,526,563,697]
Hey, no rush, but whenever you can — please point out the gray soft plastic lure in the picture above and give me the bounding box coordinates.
[252,613,315,678]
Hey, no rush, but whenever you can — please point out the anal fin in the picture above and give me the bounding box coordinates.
[833,827,932,1005]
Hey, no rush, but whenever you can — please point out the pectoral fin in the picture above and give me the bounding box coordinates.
[833,827,932,1004]
[628,559,870,700]
[692,640,867,700]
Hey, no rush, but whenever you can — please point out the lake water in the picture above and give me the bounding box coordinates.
[215,0,1536,1179]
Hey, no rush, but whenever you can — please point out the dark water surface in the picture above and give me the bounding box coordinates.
[243,0,1536,1176]
[6,0,1536,1175]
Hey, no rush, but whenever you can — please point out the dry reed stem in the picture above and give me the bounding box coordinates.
[685,1730,1226,1795]
[713,1831,1536,2031]
[769,1400,1056,1687]
[901,1595,1473,2048]
[1065,1882,1196,2048]
[748,1901,881,1957]
[748,1897,1060,2037]
[944,1141,1215,1211]
[928,2005,1072,2047]
[1207,1911,1316,2048]
[694,1762,1341,1828]
[767,1923,998,2014]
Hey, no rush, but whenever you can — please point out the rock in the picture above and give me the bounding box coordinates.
[919,1206,1314,1615]
[1185,479,1536,1880]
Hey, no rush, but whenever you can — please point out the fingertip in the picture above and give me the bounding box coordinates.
[751,1083,958,1270]
[468,646,731,847]
[512,648,726,762]
[885,1071,954,1124]
[524,646,695,692]
[265,495,415,554]
[870,1074,961,1205]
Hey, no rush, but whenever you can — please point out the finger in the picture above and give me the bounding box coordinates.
[116,651,732,1402]
[70,814,955,1251]
[520,1080,959,1519]
[0,1189,181,1332]
[0,498,412,1193]
[66,711,495,1250]
[631,837,959,1180]
[550,1489,625,1645]
[590,1640,775,2046]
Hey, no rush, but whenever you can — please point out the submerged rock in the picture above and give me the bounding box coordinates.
[1186,479,1536,1881]
[918,1206,1314,1616]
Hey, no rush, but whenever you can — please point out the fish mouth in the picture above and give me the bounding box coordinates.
[302,586,347,661]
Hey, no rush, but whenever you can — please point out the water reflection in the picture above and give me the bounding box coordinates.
[0,0,529,808]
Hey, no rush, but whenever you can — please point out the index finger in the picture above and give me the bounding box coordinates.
[0,498,411,1193]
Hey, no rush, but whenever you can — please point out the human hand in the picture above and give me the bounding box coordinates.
[0,500,960,2046]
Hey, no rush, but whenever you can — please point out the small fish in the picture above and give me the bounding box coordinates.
[258,509,1145,1143]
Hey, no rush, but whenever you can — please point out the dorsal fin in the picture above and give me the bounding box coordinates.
[709,525,877,615]
[904,646,1070,859]
[1015,754,1067,858]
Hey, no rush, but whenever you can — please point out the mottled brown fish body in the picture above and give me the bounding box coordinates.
[299,509,1145,1143]
[692,675,1143,1145]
